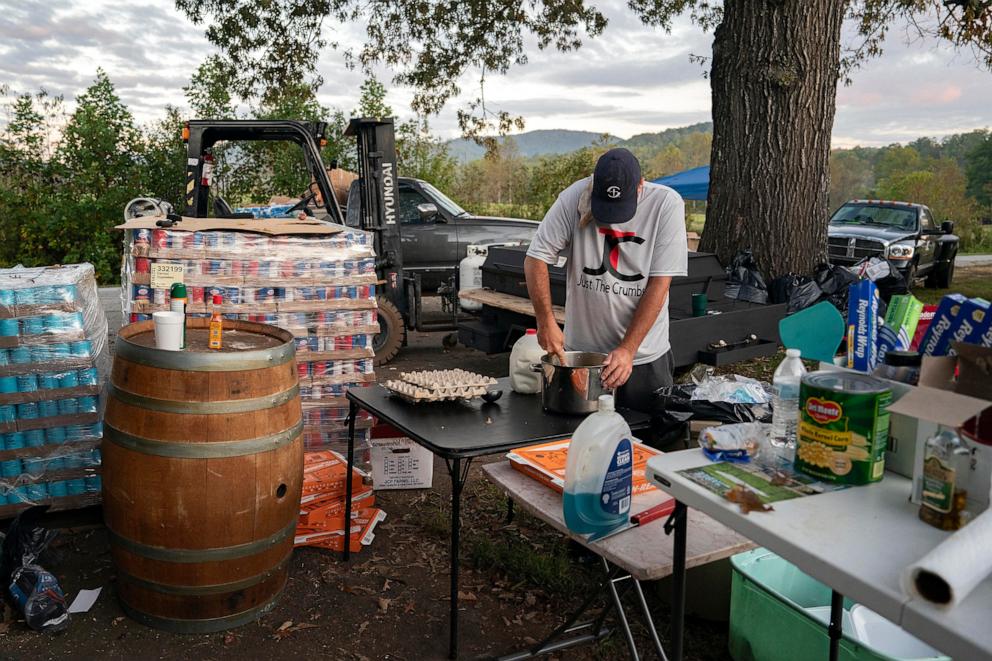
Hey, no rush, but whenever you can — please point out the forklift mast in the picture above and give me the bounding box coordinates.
[182,119,345,224]
[344,118,406,318]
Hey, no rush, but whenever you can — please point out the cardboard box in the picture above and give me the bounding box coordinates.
[919,294,966,356]
[370,437,434,490]
[847,280,879,371]
[884,294,924,349]
[886,343,992,512]
[946,298,990,356]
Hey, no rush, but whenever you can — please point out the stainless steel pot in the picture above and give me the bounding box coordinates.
[533,351,613,414]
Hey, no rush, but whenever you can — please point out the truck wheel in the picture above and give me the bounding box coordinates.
[374,298,405,366]
[902,263,917,292]
[926,256,955,289]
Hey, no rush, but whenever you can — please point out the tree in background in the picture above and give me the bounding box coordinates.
[175,0,992,277]
[966,134,992,215]
[828,149,875,209]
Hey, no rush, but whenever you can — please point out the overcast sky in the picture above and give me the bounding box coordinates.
[2,0,990,147]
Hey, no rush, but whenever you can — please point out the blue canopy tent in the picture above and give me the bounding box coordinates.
[651,165,710,201]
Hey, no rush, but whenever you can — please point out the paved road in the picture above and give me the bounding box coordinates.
[957,254,992,266]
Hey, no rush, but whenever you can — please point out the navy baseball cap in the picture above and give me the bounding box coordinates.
[591,148,642,224]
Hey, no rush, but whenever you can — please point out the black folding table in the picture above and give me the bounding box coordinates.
[344,377,650,659]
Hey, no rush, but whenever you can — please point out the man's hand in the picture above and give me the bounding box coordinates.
[537,322,567,365]
[602,346,634,389]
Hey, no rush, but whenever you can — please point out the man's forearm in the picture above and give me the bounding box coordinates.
[524,256,556,325]
[619,276,672,354]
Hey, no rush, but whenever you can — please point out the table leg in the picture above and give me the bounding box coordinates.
[630,570,668,661]
[446,457,473,660]
[342,399,358,562]
[665,501,688,661]
[603,557,640,660]
[828,590,843,661]
[506,496,515,523]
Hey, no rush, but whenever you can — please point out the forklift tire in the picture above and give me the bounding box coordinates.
[374,298,405,366]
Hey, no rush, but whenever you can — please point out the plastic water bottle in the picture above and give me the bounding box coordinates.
[771,349,807,450]
[563,395,633,536]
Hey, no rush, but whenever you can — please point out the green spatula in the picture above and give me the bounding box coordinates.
[778,301,846,364]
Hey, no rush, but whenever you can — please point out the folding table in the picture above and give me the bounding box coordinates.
[646,449,992,661]
[343,377,650,659]
[483,461,753,660]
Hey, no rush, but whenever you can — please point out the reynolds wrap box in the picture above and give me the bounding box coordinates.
[847,280,879,372]
[920,294,967,356]
[948,298,991,354]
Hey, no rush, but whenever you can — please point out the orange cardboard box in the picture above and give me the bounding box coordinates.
[299,488,376,528]
[507,438,662,496]
[295,507,386,553]
[302,450,366,496]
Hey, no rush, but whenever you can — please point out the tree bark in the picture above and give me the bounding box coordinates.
[700,0,846,277]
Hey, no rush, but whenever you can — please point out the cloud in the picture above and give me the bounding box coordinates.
[0,0,988,148]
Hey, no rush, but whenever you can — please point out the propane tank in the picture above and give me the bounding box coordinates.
[458,245,489,311]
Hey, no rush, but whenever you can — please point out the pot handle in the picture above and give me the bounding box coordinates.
[530,362,543,373]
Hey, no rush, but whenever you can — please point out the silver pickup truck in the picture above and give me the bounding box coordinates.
[827,199,958,289]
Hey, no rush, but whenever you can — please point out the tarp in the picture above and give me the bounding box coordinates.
[652,165,710,201]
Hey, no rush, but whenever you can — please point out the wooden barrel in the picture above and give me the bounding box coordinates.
[102,318,303,633]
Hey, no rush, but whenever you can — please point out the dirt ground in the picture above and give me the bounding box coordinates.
[1,321,735,661]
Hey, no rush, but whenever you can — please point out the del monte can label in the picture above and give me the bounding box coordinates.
[794,372,892,485]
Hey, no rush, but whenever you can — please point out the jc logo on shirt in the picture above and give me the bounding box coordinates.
[583,228,645,282]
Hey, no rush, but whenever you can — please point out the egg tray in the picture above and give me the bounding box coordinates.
[384,369,499,403]
[398,369,497,389]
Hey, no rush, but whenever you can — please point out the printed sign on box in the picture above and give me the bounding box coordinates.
[149,262,185,289]
[371,437,433,489]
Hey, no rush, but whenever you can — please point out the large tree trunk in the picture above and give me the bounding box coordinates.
[700,0,846,277]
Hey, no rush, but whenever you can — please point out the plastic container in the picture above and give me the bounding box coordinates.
[770,349,807,450]
[458,244,489,312]
[152,311,184,351]
[729,548,949,661]
[562,395,633,536]
[509,329,545,394]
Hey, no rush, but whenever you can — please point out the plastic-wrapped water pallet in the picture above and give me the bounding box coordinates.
[0,264,109,515]
[118,220,377,458]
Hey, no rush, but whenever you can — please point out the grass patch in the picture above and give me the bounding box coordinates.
[468,531,588,598]
[913,265,992,306]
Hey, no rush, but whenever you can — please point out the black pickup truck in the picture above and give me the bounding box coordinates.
[827,200,959,288]
[345,177,539,291]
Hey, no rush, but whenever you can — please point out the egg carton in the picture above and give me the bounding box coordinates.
[384,379,492,403]
[398,369,497,389]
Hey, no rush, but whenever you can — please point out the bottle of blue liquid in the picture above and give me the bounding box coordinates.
[563,395,633,536]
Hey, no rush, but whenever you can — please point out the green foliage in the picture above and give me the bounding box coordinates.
[965,133,992,209]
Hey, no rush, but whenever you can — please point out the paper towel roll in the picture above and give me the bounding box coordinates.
[902,508,992,609]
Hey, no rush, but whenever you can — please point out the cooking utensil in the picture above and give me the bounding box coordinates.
[778,301,845,363]
[532,351,611,414]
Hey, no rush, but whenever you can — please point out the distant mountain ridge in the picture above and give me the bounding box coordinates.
[447,122,713,162]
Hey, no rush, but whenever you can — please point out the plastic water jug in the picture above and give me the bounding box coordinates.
[509,329,545,394]
[563,395,633,535]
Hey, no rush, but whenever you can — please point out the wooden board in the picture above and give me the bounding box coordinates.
[483,461,754,582]
[116,215,344,235]
[459,288,565,325]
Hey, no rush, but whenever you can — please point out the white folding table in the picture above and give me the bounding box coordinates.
[646,449,992,661]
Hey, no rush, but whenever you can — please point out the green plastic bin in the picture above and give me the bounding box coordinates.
[729,549,950,661]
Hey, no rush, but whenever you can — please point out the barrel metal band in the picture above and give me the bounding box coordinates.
[109,383,299,414]
[103,420,303,458]
[107,519,296,563]
[115,337,295,372]
[119,586,284,634]
[117,553,291,596]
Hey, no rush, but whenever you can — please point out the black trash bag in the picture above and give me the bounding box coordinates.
[724,250,768,305]
[787,277,823,313]
[653,384,772,425]
[813,262,859,311]
[0,505,69,633]
[768,273,798,305]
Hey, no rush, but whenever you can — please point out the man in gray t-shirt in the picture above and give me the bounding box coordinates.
[525,148,688,412]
